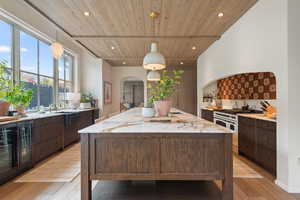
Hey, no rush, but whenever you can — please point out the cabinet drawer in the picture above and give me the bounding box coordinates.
[256,119,276,131]
[238,116,255,126]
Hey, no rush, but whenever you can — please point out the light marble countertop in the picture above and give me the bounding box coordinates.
[0,108,96,126]
[237,113,276,122]
[79,108,231,134]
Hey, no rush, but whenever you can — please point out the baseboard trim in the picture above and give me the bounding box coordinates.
[275,179,300,193]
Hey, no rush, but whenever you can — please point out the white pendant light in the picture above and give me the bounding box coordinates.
[51,42,64,59]
[147,70,160,81]
[143,43,166,70]
[51,31,64,59]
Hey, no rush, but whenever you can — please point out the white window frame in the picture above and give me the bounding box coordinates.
[0,14,75,110]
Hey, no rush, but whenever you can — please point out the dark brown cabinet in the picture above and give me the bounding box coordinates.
[238,116,276,176]
[32,115,64,164]
[201,109,214,122]
[1,109,97,185]
[63,110,95,148]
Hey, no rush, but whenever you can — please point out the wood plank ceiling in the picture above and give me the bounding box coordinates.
[25,0,257,67]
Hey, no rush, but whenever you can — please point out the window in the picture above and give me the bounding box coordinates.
[0,20,12,80]
[0,17,75,110]
[20,31,54,109]
[58,52,74,106]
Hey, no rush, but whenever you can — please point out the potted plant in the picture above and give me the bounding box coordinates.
[142,101,155,118]
[80,93,93,109]
[147,69,184,116]
[0,61,12,116]
[5,84,33,116]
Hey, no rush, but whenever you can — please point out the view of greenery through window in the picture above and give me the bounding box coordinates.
[0,18,74,109]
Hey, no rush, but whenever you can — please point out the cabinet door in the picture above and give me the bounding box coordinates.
[201,109,213,122]
[18,123,32,168]
[256,120,276,176]
[0,125,18,183]
[238,117,256,160]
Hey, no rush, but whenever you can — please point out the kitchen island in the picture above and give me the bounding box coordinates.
[79,108,233,200]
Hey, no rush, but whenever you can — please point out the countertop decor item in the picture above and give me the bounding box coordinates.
[66,92,81,109]
[148,70,184,116]
[80,93,93,109]
[142,102,155,118]
[5,84,33,116]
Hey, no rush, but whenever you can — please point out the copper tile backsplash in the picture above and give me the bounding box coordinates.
[217,72,276,100]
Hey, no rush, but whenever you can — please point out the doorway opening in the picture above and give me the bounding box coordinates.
[121,79,144,109]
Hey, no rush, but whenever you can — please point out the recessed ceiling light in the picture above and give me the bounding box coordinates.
[122,61,126,65]
[84,11,90,16]
[180,62,184,65]
[111,46,115,50]
[192,46,196,50]
[218,12,224,18]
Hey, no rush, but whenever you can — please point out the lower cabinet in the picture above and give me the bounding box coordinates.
[32,115,64,164]
[201,109,214,122]
[0,121,33,184]
[238,116,276,176]
[1,109,96,185]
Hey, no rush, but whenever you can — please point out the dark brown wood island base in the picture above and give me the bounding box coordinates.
[79,108,233,200]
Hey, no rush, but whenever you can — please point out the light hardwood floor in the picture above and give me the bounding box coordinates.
[0,143,299,200]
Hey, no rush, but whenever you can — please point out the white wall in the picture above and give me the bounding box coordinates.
[80,53,102,103]
[287,0,300,192]
[197,0,300,192]
[111,66,147,113]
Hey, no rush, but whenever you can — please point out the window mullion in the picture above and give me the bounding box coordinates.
[13,24,20,84]
[37,40,40,108]
[54,58,59,106]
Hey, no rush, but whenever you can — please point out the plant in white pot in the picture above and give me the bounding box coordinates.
[5,84,33,116]
[80,93,93,109]
[147,69,184,117]
[0,61,13,116]
[142,101,155,118]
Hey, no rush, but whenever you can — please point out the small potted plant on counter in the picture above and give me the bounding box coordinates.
[142,101,155,118]
[80,93,93,109]
[5,84,33,116]
[147,69,184,117]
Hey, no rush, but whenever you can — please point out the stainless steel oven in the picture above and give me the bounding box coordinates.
[214,111,238,133]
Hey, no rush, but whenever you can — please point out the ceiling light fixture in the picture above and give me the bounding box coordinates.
[143,43,166,70]
[180,62,184,65]
[51,31,64,60]
[111,46,115,50]
[218,12,224,17]
[192,46,196,50]
[84,11,90,16]
[147,70,160,81]
[143,12,166,70]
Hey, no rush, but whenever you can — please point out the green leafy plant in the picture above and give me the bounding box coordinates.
[0,61,12,99]
[81,93,93,103]
[6,84,33,107]
[147,69,184,102]
[0,60,33,108]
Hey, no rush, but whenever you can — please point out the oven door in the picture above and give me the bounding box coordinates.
[214,118,228,128]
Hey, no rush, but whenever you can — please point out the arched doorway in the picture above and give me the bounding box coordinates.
[120,77,145,109]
